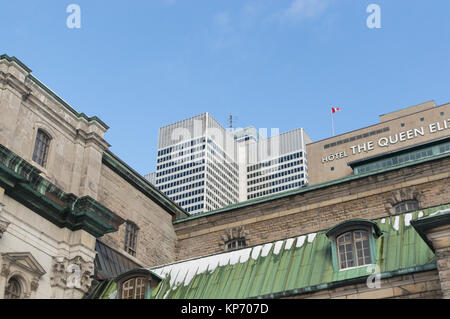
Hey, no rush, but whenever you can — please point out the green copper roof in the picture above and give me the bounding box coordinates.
[97,204,448,299]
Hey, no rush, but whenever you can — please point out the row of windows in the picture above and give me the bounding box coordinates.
[324,127,390,149]
[156,151,205,170]
[247,181,304,199]
[206,181,235,207]
[247,166,304,186]
[157,173,204,191]
[156,166,205,184]
[207,139,239,172]
[248,174,304,193]
[156,159,205,177]
[247,160,303,180]
[206,166,240,200]
[207,152,239,185]
[185,203,205,213]
[157,144,206,163]
[354,141,450,175]
[165,181,205,196]
[206,189,229,209]
[177,195,204,207]
[207,148,239,181]
[158,137,206,157]
[247,152,303,172]
[169,188,204,202]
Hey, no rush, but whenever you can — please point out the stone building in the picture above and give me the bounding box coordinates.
[93,101,450,299]
[0,54,187,298]
[1,54,449,299]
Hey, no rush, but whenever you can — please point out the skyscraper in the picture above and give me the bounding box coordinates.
[148,113,311,215]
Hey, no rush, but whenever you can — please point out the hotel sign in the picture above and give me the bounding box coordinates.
[321,120,450,164]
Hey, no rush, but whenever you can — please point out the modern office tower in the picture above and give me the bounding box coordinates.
[148,114,311,215]
[244,128,312,200]
[153,113,240,215]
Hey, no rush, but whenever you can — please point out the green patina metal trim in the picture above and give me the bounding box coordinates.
[174,151,450,224]
[0,54,109,130]
[0,144,124,237]
[102,150,188,219]
[256,263,437,299]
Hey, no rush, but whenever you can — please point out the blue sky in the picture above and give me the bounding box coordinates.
[1,0,450,175]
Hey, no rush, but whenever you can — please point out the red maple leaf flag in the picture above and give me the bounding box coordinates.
[331,106,341,114]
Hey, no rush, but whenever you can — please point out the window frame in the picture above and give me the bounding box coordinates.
[326,219,382,271]
[124,221,139,257]
[336,230,372,270]
[225,237,246,251]
[115,269,163,300]
[32,129,52,168]
[394,200,419,214]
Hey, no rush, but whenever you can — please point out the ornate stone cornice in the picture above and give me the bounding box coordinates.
[0,143,124,237]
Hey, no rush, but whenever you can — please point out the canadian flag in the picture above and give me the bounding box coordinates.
[331,107,341,114]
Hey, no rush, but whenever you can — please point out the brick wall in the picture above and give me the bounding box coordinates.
[175,156,450,261]
[97,164,178,267]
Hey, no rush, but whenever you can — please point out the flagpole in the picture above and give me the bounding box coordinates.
[331,112,334,137]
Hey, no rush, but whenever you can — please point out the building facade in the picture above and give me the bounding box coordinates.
[150,114,311,214]
[0,54,187,299]
[95,100,450,300]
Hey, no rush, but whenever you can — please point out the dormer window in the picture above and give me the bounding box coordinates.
[115,269,162,300]
[32,129,51,167]
[337,230,372,269]
[326,219,382,271]
[122,277,147,299]
[394,200,419,214]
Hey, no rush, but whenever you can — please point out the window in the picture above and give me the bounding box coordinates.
[124,221,139,257]
[337,230,372,269]
[5,277,22,299]
[32,129,51,167]
[394,200,419,214]
[225,238,246,251]
[121,277,146,299]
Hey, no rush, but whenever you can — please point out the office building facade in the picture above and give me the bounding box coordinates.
[150,114,311,215]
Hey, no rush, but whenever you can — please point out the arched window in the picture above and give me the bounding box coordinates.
[337,230,372,269]
[225,238,246,251]
[121,277,147,299]
[394,200,419,214]
[32,129,51,167]
[4,276,22,299]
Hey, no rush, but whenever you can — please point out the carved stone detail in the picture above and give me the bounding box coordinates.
[1,263,10,277]
[0,219,9,239]
[50,256,94,293]
[384,186,424,215]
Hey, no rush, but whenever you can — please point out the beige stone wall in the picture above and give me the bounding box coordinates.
[307,101,450,185]
[0,192,97,299]
[98,165,178,267]
[0,57,109,200]
[284,270,442,299]
[174,155,450,261]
